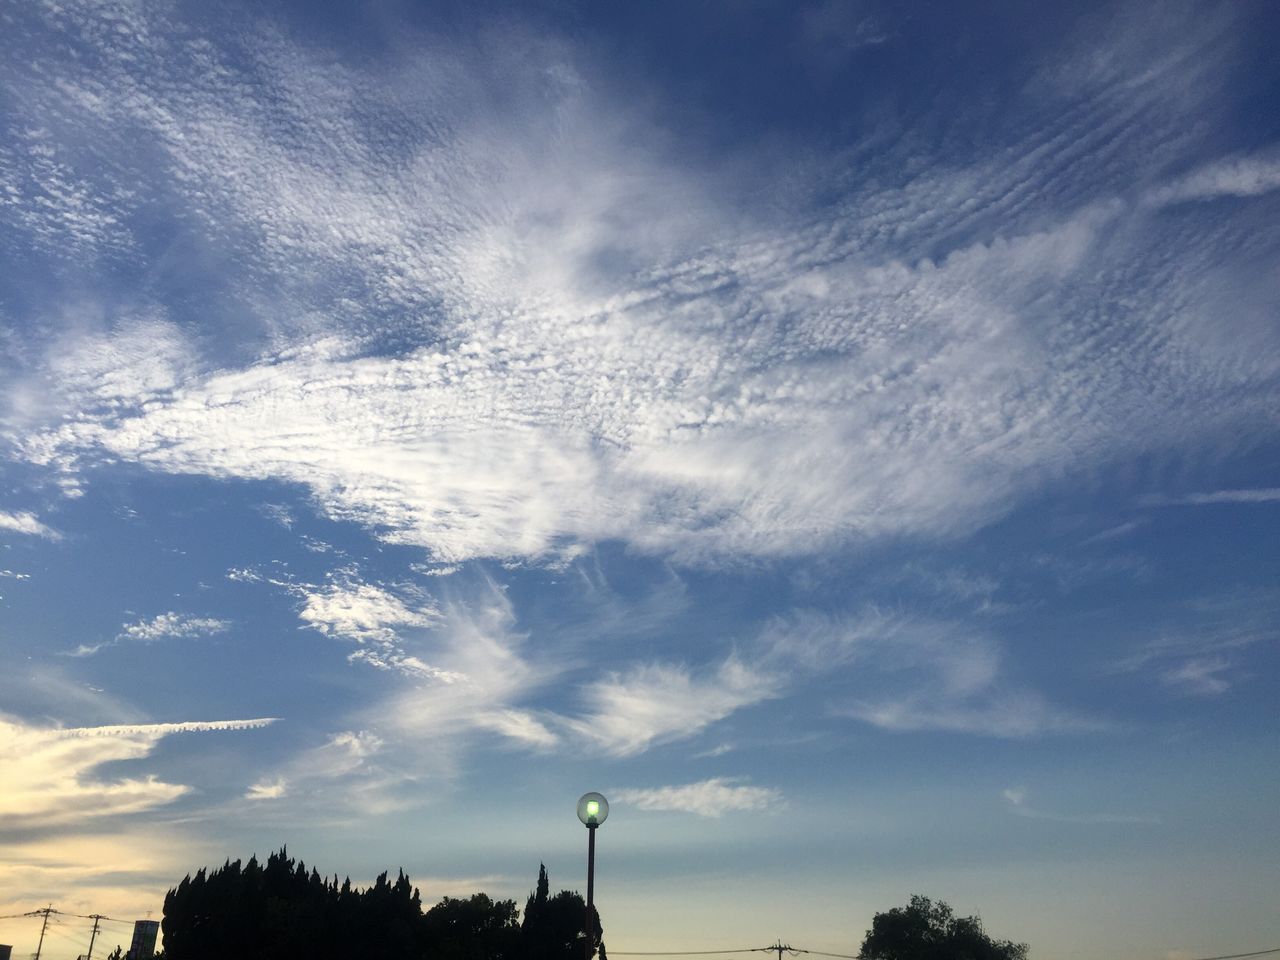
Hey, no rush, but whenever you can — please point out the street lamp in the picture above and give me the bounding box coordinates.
[577,792,609,960]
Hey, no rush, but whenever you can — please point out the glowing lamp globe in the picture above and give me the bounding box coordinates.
[577,792,609,827]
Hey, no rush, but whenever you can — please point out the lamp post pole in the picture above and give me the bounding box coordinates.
[585,822,596,960]
[577,792,609,960]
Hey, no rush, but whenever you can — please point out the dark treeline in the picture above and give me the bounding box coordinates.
[162,849,602,960]
[859,896,1027,960]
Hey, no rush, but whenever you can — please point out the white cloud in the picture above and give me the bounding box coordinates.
[846,692,1101,738]
[57,718,276,737]
[0,715,276,829]
[63,611,230,657]
[756,609,888,673]
[567,658,779,757]
[615,777,782,817]
[19,181,1273,569]
[1080,520,1144,544]
[7,20,1274,572]
[694,743,734,759]
[0,0,1274,800]
[375,578,560,755]
[262,727,441,818]
[223,577,556,812]
[1000,786,1158,825]
[0,121,135,261]
[1142,488,1280,507]
[777,612,1104,738]
[291,730,386,785]
[245,776,288,800]
[474,709,559,749]
[257,503,295,528]
[1145,152,1280,206]
[0,510,61,540]
[121,612,230,642]
[297,578,438,644]
[1002,787,1028,807]
[293,572,464,683]
[1113,591,1277,697]
[1161,657,1232,696]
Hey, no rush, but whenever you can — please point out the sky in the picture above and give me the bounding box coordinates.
[0,0,1278,958]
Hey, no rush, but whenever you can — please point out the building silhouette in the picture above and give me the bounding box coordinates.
[127,921,159,960]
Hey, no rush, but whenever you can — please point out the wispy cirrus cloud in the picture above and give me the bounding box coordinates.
[257,585,561,812]
[1160,658,1233,697]
[259,730,399,816]
[848,694,1102,739]
[759,610,1104,738]
[217,571,559,802]
[1001,786,1158,825]
[615,777,783,817]
[1080,520,1145,545]
[375,578,560,756]
[1141,488,1280,507]
[566,658,779,757]
[1113,590,1277,697]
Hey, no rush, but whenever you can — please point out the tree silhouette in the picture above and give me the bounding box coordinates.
[423,893,520,960]
[858,895,1027,960]
[519,863,603,960]
[520,864,554,960]
[160,850,598,960]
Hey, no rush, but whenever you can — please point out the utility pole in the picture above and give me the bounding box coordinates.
[27,905,55,960]
[85,914,103,960]
[771,941,793,960]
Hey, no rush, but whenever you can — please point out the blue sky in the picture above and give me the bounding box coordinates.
[1,1,1278,958]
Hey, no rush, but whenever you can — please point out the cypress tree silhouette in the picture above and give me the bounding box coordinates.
[518,864,603,960]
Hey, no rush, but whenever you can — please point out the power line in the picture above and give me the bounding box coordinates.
[0,909,130,926]
[611,951,772,956]
[65,913,136,926]
[44,921,90,947]
[609,946,1280,960]
[0,905,143,960]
